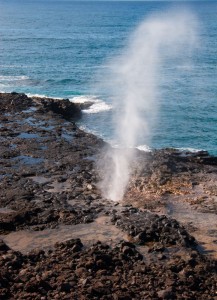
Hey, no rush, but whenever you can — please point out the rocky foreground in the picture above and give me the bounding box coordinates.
[0,92,216,299]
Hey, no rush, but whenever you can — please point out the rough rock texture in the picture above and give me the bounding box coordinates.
[33,96,82,120]
[0,93,216,299]
[0,92,82,120]
[0,92,33,112]
[113,210,196,248]
[0,239,216,300]
[125,148,217,213]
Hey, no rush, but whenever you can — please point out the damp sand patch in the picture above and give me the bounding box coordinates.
[0,216,127,254]
[166,198,217,259]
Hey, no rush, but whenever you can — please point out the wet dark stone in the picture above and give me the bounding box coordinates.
[38,97,82,120]
[0,239,10,252]
[59,282,72,293]
[0,92,33,112]
[122,246,135,256]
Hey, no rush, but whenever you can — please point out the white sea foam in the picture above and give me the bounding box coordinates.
[136,145,152,152]
[0,75,29,81]
[26,93,63,100]
[70,95,112,114]
[70,95,98,103]
[177,147,204,153]
[0,89,112,115]
[109,143,152,153]
[83,102,112,114]
[78,124,104,139]
[27,93,49,98]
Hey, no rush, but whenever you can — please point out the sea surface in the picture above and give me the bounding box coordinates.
[0,0,216,155]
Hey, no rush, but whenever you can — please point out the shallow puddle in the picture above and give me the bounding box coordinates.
[84,155,97,162]
[13,155,44,165]
[18,133,40,139]
[40,124,55,131]
[20,117,55,131]
[40,145,48,150]
[0,216,127,254]
[18,116,36,126]
[61,131,74,142]
[22,107,37,113]
[9,144,17,149]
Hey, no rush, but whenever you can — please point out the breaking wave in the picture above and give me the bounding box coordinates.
[70,95,112,114]
[176,147,205,153]
[136,145,152,152]
[0,75,29,81]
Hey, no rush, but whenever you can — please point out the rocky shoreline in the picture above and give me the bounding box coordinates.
[0,92,216,299]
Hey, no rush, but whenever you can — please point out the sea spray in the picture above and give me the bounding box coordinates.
[98,9,199,201]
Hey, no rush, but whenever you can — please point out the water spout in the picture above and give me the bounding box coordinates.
[98,9,199,201]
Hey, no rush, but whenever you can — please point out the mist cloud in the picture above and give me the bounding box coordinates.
[98,9,199,201]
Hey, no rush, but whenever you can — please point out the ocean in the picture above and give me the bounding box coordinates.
[0,0,216,155]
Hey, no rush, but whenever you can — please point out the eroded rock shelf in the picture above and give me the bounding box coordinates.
[0,93,216,300]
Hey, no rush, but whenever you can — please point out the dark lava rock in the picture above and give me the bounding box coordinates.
[115,210,196,248]
[0,240,216,300]
[36,97,82,120]
[0,92,217,299]
[0,92,33,112]
[0,239,10,252]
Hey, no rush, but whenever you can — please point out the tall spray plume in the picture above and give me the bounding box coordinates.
[98,9,198,201]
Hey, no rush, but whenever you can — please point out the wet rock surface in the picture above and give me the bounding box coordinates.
[0,92,216,299]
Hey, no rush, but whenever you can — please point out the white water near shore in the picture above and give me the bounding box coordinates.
[70,95,112,114]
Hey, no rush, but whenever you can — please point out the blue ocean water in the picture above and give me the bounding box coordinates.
[0,1,216,155]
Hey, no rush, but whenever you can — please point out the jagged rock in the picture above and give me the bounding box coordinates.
[35,97,82,120]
